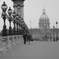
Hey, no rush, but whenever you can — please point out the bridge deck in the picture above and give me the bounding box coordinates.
[0,41,59,59]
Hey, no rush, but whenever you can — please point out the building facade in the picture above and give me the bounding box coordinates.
[30,9,59,41]
[30,28,59,41]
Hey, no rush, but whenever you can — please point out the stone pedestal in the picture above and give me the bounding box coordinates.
[12,0,25,19]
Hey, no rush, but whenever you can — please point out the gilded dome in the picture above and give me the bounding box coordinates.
[40,9,49,20]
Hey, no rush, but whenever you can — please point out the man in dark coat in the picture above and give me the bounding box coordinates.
[23,32,27,44]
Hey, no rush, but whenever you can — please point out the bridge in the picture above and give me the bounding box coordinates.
[0,0,59,59]
[0,0,31,55]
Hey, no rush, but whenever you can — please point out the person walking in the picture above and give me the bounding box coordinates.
[27,33,31,45]
[23,32,27,44]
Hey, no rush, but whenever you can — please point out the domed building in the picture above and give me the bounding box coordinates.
[29,9,59,41]
[39,9,50,29]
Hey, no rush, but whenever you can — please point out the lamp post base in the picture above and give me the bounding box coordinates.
[13,30,16,35]
[2,29,7,36]
[9,29,12,36]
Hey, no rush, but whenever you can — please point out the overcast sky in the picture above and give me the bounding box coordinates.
[0,0,59,31]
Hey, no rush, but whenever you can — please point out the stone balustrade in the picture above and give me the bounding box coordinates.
[0,35,23,54]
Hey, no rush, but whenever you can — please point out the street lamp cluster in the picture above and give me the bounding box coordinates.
[0,1,30,53]
[1,1,29,36]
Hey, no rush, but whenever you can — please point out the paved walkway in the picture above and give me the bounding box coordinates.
[0,41,59,59]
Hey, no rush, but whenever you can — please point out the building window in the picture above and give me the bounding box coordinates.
[40,24,41,27]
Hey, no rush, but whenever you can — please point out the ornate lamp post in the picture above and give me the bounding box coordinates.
[22,23,28,34]
[56,21,58,28]
[53,26,55,41]
[17,17,22,35]
[19,18,24,28]
[8,7,12,35]
[1,2,8,36]
[12,11,16,35]
[18,18,25,35]
[56,21,58,41]
[30,21,32,34]
[21,19,25,28]
[16,14,19,35]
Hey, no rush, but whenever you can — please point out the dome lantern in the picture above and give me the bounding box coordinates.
[40,9,49,20]
[43,8,46,14]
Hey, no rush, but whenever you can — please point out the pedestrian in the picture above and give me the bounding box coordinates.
[23,32,27,44]
[27,34,31,45]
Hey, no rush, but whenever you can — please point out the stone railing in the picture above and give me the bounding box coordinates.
[0,35,23,54]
